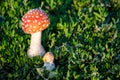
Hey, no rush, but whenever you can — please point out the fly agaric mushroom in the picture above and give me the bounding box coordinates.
[42,52,55,71]
[22,9,50,57]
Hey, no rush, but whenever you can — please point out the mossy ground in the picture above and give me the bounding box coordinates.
[0,0,120,80]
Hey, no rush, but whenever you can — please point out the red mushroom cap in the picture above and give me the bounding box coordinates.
[22,9,50,34]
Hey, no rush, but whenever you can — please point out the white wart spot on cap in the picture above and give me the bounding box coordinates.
[33,11,36,14]
[42,17,45,20]
[33,20,38,23]
[46,24,49,27]
[25,24,29,28]
[27,20,30,23]
[30,12,33,15]
[33,26,36,28]
[39,9,42,13]
[33,29,36,32]
[36,15,39,18]
[35,20,38,23]
[22,26,25,30]
[22,18,25,22]
[32,16,34,18]
[36,12,39,15]
[39,28,42,31]
[42,24,45,27]
[28,29,32,32]
[40,14,43,16]
[32,9,35,11]
[24,20,27,23]
[21,22,25,26]
[28,15,31,18]
[43,20,47,23]
[25,15,28,19]
[42,12,45,15]
[40,20,43,23]
[38,22,41,25]
[46,23,49,26]
[29,25,32,28]
[36,30,39,32]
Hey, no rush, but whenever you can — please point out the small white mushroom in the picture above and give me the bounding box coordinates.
[42,52,55,71]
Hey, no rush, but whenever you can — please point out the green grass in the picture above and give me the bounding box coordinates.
[0,0,120,79]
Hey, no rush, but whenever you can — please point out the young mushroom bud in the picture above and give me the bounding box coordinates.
[43,52,54,63]
[42,52,55,71]
[21,9,50,57]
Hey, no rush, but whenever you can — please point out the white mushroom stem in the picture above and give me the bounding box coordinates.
[27,31,45,57]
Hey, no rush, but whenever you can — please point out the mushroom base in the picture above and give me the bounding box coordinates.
[42,62,55,71]
[27,45,45,57]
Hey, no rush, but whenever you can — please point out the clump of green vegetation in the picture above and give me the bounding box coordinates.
[0,0,120,79]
